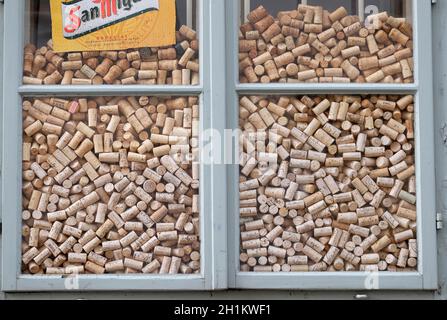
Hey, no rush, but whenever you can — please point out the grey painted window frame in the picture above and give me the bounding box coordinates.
[0,0,4,223]
[226,0,438,290]
[1,0,227,292]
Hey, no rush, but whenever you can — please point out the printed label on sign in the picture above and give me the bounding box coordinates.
[51,0,176,52]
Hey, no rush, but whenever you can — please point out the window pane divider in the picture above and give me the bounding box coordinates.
[187,0,194,27]
[16,274,206,291]
[18,85,204,97]
[358,0,365,21]
[243,0,250,23]
[235,272,424,290]
[236,83,418,95]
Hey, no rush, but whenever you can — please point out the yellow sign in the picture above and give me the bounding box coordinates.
[50,0,176,52]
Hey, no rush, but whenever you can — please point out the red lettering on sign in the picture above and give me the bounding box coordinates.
[93,0,118,19]
[64,6,81,34]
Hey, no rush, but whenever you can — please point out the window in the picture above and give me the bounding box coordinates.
[2,0,227,291]
[229,0,436,289]
[1,0,436,292]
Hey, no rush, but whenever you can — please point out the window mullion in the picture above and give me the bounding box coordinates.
[358,0,365,21]
[18,85,204,97]
[235,83,419,95]
[243,0,250,23]
[187,0,194,28]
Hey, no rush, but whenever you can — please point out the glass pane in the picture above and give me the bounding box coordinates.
[365,0,407,19]
[22,95,201,275]
[23,0,199,85]
[309,0,357,14]
[238,94,417,272]
[239,0,414,84]
[248,0,301,19]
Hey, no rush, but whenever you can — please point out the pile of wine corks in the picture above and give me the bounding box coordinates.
[239,94,417,272]
[239,5,413,83]
[22,96,200,275]
[23,25,199,85]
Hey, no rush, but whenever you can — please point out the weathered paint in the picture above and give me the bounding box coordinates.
[433,0,447,301]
